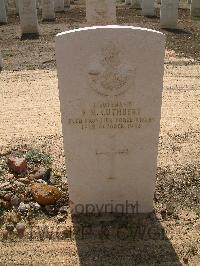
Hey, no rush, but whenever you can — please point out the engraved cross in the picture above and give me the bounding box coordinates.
[96,135,128,180]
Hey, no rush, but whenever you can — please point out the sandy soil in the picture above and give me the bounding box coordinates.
[0,1,199,265]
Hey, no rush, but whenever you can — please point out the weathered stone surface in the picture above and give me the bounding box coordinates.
[54,0,64,12]
[160,0,179,29]
[191,0,200,19]
[131,0,141,9]
[56,26,165,213]
[18,0,39,36]
[7,157,27,174]
[42,0,55,21]
[141,0,154,16]
[31,183,62,205]
[0,0,7,24]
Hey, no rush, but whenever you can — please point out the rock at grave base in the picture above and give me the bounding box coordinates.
[31,183,62,205]
[18,202,30,213]
[16,223,26,236]
[7,157,27,174]
[10,195,20,207]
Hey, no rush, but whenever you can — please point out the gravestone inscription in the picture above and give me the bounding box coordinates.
[56,26,165,214]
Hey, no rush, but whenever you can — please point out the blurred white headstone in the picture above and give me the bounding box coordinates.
[160,0,179,29]
[42,0,55,20]
[19,0,39,36]
[86,0,116,25]
[0,0,7,24]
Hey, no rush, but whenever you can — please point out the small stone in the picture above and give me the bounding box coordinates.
[2,229,8,240]
[7,157,27,174]
[59,206,68,213]
[11,195,20,206]
[49,176,57,185]
[37,179,47,184]
[160,208,167,219]
[14,181,25,187]
[29,202,41,210]
[18,178,30,184]
[183,257,188,264]
[18,202,30,213]
[0,182,11,190]
[3,193,13,201]
[29,168,51,182]
[31,183,62,205]
[16,223,25,236]
[5,223,15,232]
[56,215,66,222]
[6,174,14,180]
[45,205,56,215]
[61,176,67,184]
[166,203,175,216]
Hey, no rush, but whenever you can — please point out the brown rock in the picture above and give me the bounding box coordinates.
[3,193,13,201]
[7,157,27,174]
[31,183,62,205]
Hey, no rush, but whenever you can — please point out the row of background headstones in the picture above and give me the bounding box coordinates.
[0,0,199,32]
[0,0,199,70]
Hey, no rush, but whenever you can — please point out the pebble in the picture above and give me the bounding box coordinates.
[0,182,10,190]
[18,178,30,184]
[56,215,66,222]
[11,195,20,206]
[18,202,30,213]
[45,205,56,215]
[14,181,25,187]
[29,202,41,211]
[36,179,47,184]
[2,229,8,240]
[3,193,13,201]
[7,157,27,174]
[16,223,26,236]
[61,176,67,184]
[29,168,51,182]
[5,223,15,232]
[31,183,62,205]
[59,206,68,213]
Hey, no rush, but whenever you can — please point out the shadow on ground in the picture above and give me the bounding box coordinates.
[72,213,180,265]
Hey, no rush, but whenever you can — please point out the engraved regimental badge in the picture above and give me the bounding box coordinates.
[88,42,136,97]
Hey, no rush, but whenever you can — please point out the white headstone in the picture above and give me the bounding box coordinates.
[56,26,165,214]
[19,0,39,36]
[54,0,64,12]
[131,0,141,9]
[141,0,155,17]
[16,0,19,14]
[64,0,70,8]
[0,0,7,24]
[191,0,200,19]
[125,0,131,5]
[160,0,179,29]
[86,0,116,25]
[42,0,55,21]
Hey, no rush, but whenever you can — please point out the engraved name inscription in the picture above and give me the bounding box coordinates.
[67,101,154,130]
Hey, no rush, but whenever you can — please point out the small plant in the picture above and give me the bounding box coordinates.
[25,149,52,166]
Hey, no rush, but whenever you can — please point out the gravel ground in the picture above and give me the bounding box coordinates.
[0,1,199,265]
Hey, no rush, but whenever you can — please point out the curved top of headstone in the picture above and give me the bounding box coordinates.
[56,25,165,38]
